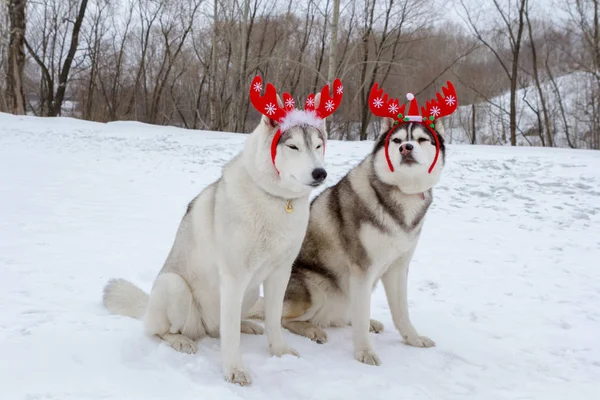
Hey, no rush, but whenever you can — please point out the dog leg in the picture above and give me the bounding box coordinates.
[144,273,205,353]
[220,274,252,386]
[264,266,299,357]
[382,254,435,348]
[349,271,380,366]
[282,320,328,344]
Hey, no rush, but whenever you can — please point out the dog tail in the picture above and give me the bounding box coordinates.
[103,278,149,320]
[245,296,265,320]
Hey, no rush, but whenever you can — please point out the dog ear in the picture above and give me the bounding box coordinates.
[261,94,286,128]
[313,92,322,110]
[380,117,395,134]
[433,118,445,137]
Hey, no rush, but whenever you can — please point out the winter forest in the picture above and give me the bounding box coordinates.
[1,0,599,149]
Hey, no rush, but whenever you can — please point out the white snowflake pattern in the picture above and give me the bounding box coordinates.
[388,103,399,114]
[285,98,295,109]
[306,97,315,107]
[253,82,263,92]
[265,103,277,115]
[336,85,344,95]
[445,95,456,106]
[430,106,441,117]
[325,100,335,112]
[373,97,384,108]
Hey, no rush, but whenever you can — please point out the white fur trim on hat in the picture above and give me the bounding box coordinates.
[279,109,323,132]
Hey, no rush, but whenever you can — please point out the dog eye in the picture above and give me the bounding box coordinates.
[316,144,322,149]
[287,144,299,150]
[392,138,401,144]
[418,138,429,143]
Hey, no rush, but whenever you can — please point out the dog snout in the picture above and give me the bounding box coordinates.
[400,143,413,155]
[311,168,327,183]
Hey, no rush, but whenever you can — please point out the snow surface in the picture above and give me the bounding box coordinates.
[1,112,599,399]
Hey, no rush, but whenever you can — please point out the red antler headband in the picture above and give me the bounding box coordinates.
[368,81,458,173]
[249,76,343,174]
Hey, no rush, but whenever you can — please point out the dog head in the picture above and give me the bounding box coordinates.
[367,81,457,194]
[259,98,328,193]
[372,119,446,194]
[248,76,342,197]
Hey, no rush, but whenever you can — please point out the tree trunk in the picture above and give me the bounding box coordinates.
[509,0,527,146]
[526,5,552,147]
[49,0,88,117]
[471,102,476,144]
[7,0,26,115]
[209,0,218,130]
[327,0,340,83]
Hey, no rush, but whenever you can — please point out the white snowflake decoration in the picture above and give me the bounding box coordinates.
[445,95,456,106]
[306,97,315,107]
[373,97,384,108]
[325,100,335,112]
[336,85,344,95]
[265,103,276,115]
[285,98,295,109]
[388,103,399,114]
[430,106,441,117]
[253,82,262,92]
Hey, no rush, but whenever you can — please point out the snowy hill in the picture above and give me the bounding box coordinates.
[1,112,599,399]
[450,72,596,149]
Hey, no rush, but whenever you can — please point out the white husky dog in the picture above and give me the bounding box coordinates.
[102,76,343,385]
[250,82,459,366]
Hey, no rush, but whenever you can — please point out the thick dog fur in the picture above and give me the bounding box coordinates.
[103,95,330,385]
[266,117,447,365]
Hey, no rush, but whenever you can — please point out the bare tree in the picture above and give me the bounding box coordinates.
[460,0,528,146]
[525,3,553,146]
[6,0,26,115]
[25,0,89,116]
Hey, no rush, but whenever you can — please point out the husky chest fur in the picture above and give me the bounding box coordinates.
[279,82,457,366]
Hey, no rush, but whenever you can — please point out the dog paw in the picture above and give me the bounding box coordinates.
[305,326,328,344]
[224,368,252,386]
[270,344,300,357]
[404,335,436,348]
[169,336,197,354]
[369,319,384,333]
[354,349,381,366]
[240,320,264,335]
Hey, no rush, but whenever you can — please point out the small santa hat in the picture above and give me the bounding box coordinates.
[405,93,422,122]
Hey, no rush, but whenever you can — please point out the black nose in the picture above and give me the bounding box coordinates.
[312,168,327,182]
[401,143,414,151]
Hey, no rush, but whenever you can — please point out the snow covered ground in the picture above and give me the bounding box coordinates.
[1,112,599,399]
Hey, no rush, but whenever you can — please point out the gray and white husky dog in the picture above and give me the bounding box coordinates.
[102,76,342,385]
[254,115,448,366]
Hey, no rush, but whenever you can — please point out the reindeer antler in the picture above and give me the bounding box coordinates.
[420,81,458,127]
[282,92,295,111]
[369,83,406,121]
[310,79,344,119]
[249,76,287,123]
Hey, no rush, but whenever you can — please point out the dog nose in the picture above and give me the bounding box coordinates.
[312,168,327,183]
[401,143,414,152]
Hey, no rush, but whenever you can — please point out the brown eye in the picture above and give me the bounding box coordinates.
[392,138,401,144]
[418,138,428,143]
[287,144,299,150]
